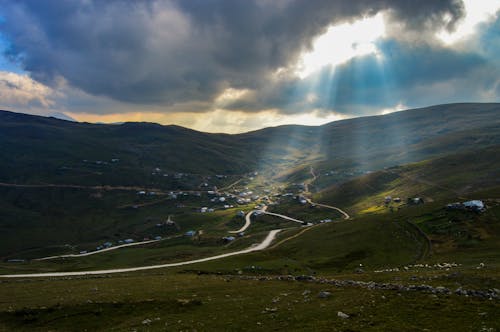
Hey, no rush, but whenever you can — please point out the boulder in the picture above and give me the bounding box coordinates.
[338,311,349,319]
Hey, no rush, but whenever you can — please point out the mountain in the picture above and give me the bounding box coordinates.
[1,103,499,186]
[47,112,77,122]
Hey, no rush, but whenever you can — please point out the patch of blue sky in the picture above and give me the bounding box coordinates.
[0,33,25,74]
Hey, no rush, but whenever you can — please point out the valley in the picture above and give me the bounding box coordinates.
[0,103,499,331]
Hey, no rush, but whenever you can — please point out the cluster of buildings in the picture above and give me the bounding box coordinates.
[384,196,423,205]
[446,200,486,212]
[89,234,165,253]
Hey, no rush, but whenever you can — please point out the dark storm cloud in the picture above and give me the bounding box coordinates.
[224,38,498,115]
[0,0,465,113]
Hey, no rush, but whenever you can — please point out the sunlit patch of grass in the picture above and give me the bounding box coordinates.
[359,205,386,214]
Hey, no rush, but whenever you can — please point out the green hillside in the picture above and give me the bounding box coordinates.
[1,103,500,187]
[1,106,500,331]
[315,145,500,214]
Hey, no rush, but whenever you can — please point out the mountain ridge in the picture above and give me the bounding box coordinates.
[1,102,499,186]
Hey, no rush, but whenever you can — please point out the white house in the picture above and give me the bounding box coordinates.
[463,200,485,211]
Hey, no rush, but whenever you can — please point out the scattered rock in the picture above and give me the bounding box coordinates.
[296,275,315,281]
[222,275,499,300]
[338,311,349,319]
[318,291,331,298]
[176,298,202,306]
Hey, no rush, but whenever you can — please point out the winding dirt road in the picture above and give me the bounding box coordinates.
[34,238,174,261]
[228,210,258,234]
[262,211,309,224]
[0,229,282,278]
[306,198,350,219]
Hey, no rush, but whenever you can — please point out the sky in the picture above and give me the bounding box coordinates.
[0,0,499,133]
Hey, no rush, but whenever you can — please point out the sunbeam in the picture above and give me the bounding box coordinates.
[297,13,386,79]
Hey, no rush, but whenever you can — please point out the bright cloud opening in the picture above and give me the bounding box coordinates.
[380,103,407,115]
[214,87,252,108]
[437,0,500,45]
[297,13,386,78]
[68,109,348,134]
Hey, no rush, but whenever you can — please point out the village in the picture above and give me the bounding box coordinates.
[20,158,491,261]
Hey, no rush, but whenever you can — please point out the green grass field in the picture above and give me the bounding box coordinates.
[1,272,499,332]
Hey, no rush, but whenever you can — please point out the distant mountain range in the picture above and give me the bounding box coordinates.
[47,112,77,122]
[1,103,499,186]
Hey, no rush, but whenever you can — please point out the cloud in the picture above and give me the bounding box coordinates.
[67,108,348,134]
[0,0,466,114]
[0,71,55,109]
[216,19,500,116]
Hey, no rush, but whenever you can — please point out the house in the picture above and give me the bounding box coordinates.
[393,197,401,203]
[7,259,25,263]
[446,202,463,210]
[447,200,485,212]
[237,211,245,217]
[297,196,307,204]
[384,196,392,204]
[137,191,146,195]
[123,239,134,244]
[154,236,162,240]
[463,200,485,212]
[222,236,235,242]
[103,242,113,248]
[185,230,196,237]
[408,197,424,205]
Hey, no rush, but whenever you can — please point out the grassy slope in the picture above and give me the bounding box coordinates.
[0,160,499,331]
[0,185,254,258]
[1,103,499,258]
[1,104,500,330]
[315,145,500,214]
[2,103,500,186]
[310,145,500,269]
[1,274,498,332]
